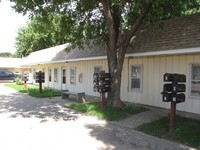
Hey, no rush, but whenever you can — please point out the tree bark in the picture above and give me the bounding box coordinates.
[101,1,152,108]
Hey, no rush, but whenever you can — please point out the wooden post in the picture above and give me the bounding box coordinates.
[24,80,27,90]
[100,92,105,109]
[39,81,42,94]
[169,101,176,131]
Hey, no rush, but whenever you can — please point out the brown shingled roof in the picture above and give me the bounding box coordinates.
[51,43,106,61]
[127,13,200,53]
[25,13,200,65]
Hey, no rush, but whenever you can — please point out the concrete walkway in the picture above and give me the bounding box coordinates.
[0,83,199,150]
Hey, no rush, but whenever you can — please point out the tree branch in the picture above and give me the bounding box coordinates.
[126,3,152,45]
[101,0,115,38]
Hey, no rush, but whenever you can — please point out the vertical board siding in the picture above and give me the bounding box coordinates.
[185,55,194,113]
[126,54,200,114]
[30,53,200,115]
[159,56,169,109]
[120,59,129,101]
[153,57,160,107]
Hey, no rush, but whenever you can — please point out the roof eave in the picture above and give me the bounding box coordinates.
[126,47,200,58]
[25,47,200,66]
[27,56,107,66]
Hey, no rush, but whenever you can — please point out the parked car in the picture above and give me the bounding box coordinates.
[0,70,16,82]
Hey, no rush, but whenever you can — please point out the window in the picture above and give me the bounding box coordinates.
[130,65,143,91]
[54,68,58,82]
[70,67,76,85]
[48,68,52,82]
[190,64,200,98]
[94,66,102,73]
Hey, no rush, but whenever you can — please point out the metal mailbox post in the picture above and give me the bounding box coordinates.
[22,73,29,90]
[35,71,45,94]
[161,73,186,131]
[93,71,111,109]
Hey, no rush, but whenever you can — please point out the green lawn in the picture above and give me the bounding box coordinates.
[5,83,61,98]
[137,115,200,149]
[70,102,147,121]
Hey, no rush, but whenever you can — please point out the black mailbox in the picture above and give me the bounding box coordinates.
[164,84,186,92]
[93,72,111,93]
[172,93,185,103]
[35,71,45,83]
[22,74,29,81]
[161,92,172,102]
[93,73,99,92]
[164,73,186,83]
[162,73,186,104]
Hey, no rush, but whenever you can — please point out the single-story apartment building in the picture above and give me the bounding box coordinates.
[25,13,200,115]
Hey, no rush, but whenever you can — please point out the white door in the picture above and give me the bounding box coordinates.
[61,67,67,90]
[48,68,52,88]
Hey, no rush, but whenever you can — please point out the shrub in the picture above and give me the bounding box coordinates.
[14,77,23,85]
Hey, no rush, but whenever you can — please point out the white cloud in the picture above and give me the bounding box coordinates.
[0,0,28,54]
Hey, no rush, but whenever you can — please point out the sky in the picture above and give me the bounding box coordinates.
[0,0,29,54]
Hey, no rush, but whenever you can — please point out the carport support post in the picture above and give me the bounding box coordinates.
[100,92,105,109]
[169,101,176,131]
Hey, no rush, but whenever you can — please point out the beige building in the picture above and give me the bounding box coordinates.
[25,13,200,115]
[0,57,29,74]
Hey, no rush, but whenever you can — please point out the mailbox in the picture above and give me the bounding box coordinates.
[93,72,111,93]
[99,72,111,93]
[161,92,172,102]
[161,73,186,104]
[93,73,99,92]
[164,73,186,83]
[163,84,186,92]
[35,71,45,83]
[172,93,185,103]
[22,74,29,82]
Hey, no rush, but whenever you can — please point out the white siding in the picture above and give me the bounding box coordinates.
[30,53,200,115]
[31,60,108,96]
[124,54,200,115]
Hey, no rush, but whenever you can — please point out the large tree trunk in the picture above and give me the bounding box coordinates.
[101,0,152,108]
[106,51,125,108]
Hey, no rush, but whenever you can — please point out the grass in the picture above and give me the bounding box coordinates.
[137,115,200,149]
[70,102,147,121]
[5,83,61,98]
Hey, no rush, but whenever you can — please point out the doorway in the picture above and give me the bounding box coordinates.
[61,67,67,90]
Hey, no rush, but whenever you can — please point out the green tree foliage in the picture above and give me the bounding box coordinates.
[15,14,74,57]
[10,0,200,107]
[0,52,13,57]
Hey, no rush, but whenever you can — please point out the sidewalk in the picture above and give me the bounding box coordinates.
[59,96,200,150]
[0,83,199,150]
[60,94,200,128]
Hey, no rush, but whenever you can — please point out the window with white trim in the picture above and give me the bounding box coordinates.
[190,64,200,98]
[130,65,143,91]
[70,67,76,85]
[54,68,58,82]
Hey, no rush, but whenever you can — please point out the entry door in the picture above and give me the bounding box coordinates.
[48,68,52,88]
[61,67,67,90]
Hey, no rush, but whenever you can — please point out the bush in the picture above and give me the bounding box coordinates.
[14,77,23,85]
